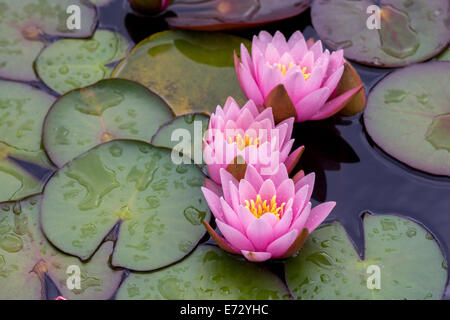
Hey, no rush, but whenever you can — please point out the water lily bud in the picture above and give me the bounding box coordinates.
[128,0,172,14]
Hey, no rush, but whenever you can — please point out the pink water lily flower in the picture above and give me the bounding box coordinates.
[234,30,362,122]
[203,97,304,185]
[201,164,336,262]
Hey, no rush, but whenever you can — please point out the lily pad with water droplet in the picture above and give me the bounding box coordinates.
[311,0,450,67]
[40,140,210,271]
[0,196,123,299]
[116,245,291,299]
[113,30,249,115]
[36,30,130,94]
[43,78,174,167]
[364,61,450,176]
[0,0,97,81]
[285,214,447,299]
[165,0,310,31]
[0,80,55,202]
[152,113,209,165]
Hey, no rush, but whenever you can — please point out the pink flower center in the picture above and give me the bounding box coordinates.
[273,62,311,79]
[244,194,286,219]
[227,134,259,151]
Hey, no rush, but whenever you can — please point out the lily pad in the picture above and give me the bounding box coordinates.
[113,30,249,115]
[116,245,291,299]
[165,0,310,31]
[0,80,55,202]
[285,214,447,299]
[0,196,123,300]
[437,47,450,61]
[311,0,450,67]
[36,30,130,94]
[43,78,174,167]
[151,113,209,164]
[364,61,450,176]
[0,0,97,81]
[40,140,210,271]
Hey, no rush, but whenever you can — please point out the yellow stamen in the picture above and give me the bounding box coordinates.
[227,134,259,151]
[244,195,286,219]
[273,62,311,80]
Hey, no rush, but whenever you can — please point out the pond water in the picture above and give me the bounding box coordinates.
[16,0,450,299]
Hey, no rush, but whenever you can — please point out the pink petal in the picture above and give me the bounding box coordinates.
[260,212,279,228]
[201,187,224,221]
[309,40,323,62]
[244,165,264,191]
[288,31,305,48]
[246,219,274,251]
[323,65,344,94]
[274,207,293,238]
[216,219,255,251]
[237,205,256,229]
[259,180,276,202]
[267,163,289,187]
[266,229,299,258]
[265,43,281,64]
[241,250,272,262]
[219,168,238,202]
[204,178,222,197]
[295,87,331,122]
[291,202,312,232]
[294,172,315,202]
[272,31,289,55]
[239,179,257,205]
[285,145,304,173]
[293,185,309,220]
[276,179,295,205]
[220,197,244,232]
[237,63,264,106]
[305,201,336,232]
[311,84,363,120]
[242,99,260,118]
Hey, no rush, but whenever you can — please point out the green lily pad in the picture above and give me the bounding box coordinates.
[116,245,291,299]
[0,80,55,202]
[285,214,447,300]
[311,0,450,67]
[151,113,209,164]
[0,0,97,81]
[364,61,450,176]
[0,196,123,300]
[36,30,130,94]
[113,30,249,115]
[40,140,210,271]
[43,78,174,167]
[437,47,450,61]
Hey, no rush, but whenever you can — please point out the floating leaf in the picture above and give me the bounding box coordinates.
[0,80,55,202]
[40,140,210,271]
[36,30,130,94]
[90,0,114,6]
[364,61,450,176]
[436,46,450,61]
[151,113,209,165]
[311,0,450,67]
[0,0,97,81]
[165,0,310,31]
[116,245,291,299]
[0,196,123,300]
[285,214,447,299]
[113,30,249,115]
[43,78,174,167]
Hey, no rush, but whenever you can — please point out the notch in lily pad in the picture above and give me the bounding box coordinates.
[116,245,292,299]
[0,0,97,81]
[40,140,211,271]
[0,196,123,299]
[43,78,174,167]
[0,80,55,202]
[285,213,447,299]
[36,30,130,94]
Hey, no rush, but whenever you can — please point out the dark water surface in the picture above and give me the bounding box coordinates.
[18,0,450,299]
